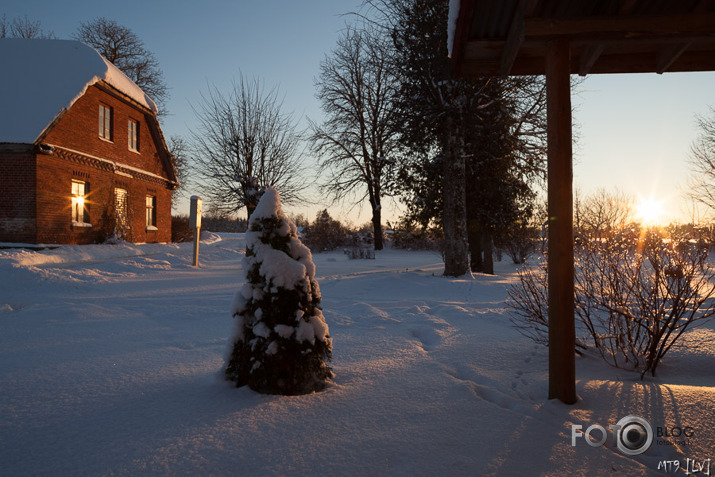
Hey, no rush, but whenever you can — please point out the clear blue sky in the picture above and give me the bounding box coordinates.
[3,1,715,224]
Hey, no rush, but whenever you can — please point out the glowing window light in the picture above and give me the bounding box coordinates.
[72,180,87,223]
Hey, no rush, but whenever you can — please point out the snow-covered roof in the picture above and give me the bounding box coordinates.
[0,38,158,144]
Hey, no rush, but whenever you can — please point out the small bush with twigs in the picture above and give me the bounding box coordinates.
[508,227,715,378]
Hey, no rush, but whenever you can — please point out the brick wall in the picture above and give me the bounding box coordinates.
[43,85,167,177]
[0,148,36,243]
[35,154,172,244]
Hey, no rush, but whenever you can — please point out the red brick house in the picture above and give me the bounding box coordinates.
[0,38,178,245]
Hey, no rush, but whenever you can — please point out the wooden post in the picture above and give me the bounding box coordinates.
[546,39,577,404]
[190,196,202,268]
[192,228,201,267]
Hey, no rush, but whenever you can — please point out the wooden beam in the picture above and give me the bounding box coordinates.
[657,42,692,74]
[524,0,540,16]
[499,0,525,77]
[525,12,715,41]
[618,0,638,15]
[471,0,491,39]
[546,38,576,405]
[578,44,604,76]
[695,0,711,13]
[456,47,715,77]
[587,49,715,74]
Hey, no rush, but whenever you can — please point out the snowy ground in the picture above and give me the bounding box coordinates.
[1,234,713,476]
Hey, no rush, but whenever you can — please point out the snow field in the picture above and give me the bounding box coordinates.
[0,234,713,476]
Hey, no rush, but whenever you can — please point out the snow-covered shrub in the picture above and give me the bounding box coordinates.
[343,227,376,259]
[345,246,375,260]
[225,188,333,395]
[301,209,350,252]
[508,228,715,378]
[352,222,376,247]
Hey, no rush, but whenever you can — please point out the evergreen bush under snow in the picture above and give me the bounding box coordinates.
[225,188,333,395]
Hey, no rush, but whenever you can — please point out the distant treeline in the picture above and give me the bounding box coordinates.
[172,214,248,242]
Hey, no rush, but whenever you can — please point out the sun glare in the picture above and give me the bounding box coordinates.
[636,197,665,225]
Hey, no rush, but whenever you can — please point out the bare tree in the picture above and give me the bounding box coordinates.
[688,107,715,211]
[167,135,189,199]
[189,76,306,220]
[73,17,168,113]
[310,26,402,250]
[1,14,54,38]
[575,188,634,240]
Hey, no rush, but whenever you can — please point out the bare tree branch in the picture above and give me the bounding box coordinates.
[687,107,715,212]
[189,76,307,220]
[1,14,54,39]
[73,17,169,114]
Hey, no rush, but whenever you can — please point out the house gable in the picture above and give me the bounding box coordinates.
[40,83,176,185]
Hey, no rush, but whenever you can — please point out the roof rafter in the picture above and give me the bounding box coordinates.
[523,12,715,42]
[656,42,692,74]
[578,44,604,76]
[499,0,526,77]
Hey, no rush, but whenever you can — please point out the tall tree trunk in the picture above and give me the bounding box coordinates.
[482,228,494,275]
[245,185,265,223]
[372,206,383,250]
[246,203,257,223]
[468,218,483,273]
[442,121,469,277]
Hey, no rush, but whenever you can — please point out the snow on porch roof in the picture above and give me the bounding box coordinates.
[0,38,158,144]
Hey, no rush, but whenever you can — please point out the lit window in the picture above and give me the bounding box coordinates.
[99,104,112,140]
[146,195,156,228]
[71,180,89,223]
[114,188,128,232]
[128,120,139,151]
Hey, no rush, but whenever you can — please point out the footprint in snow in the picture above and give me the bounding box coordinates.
[409,326,442,352]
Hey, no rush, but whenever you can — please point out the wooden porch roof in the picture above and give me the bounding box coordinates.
[451,0,715,77]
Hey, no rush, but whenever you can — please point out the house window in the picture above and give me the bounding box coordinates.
[128,119,139,152]
[71,180,89,224]
[114,187,129,238]
[146,195,157,229]
[99,104,113,141]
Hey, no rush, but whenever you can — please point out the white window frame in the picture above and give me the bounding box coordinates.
[146,195,157,230]
[99,104,112,141]
[128,119,139,152]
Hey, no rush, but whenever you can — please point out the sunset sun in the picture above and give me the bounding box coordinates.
[636,197,665,225]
